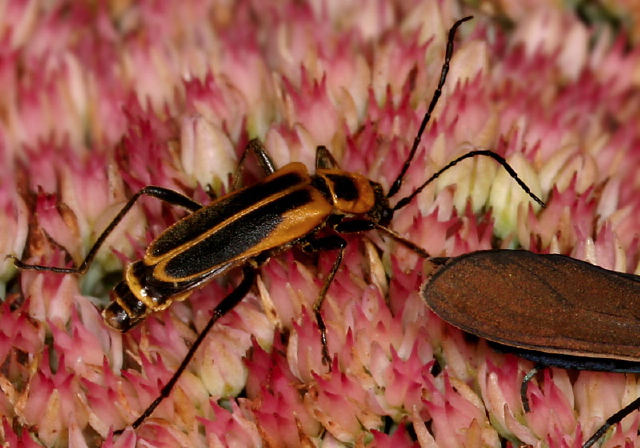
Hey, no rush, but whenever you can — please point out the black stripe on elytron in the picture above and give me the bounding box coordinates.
[150,170,308,258]
[160,188,316,279]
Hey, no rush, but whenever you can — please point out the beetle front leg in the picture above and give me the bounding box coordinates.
[301,234,347,367]
[315,145,341,170]
[334,219,432,259]
[116,264,258,434]
[8,186,203,274]
[374,224,431,258]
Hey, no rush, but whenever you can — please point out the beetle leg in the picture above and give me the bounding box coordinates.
[8,186,203,274]
[315,145,341,170]
[301,234,347,366]
[115,264,258,434]
[231,138,278,190]
[331,219,432,259]
[373,224,431,258]
[338,221,431,258]
[333,219,375,233]
[428,257,450,266]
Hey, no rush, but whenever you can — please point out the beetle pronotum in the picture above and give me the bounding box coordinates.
[423,249,640,448]
[9,16,546,437]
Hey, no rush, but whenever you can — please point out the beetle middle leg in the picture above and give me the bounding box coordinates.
[115,263,259,434]
[300,234,347,366]
[8,186,203,274]
[303,220,435,365]
[231,138,278,190]
[373,224,431,258]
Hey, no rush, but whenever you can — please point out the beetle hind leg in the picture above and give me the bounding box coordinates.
[9,186,203,275]
[115,264,258,434]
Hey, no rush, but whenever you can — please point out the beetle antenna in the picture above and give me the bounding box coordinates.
[387,15,472,199]
[391,149,546,212]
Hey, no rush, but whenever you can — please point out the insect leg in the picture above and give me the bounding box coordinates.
[520,364,542,412]
[301,234,347,366]
[315,145,341,170]
[8,186,203,274]
[333,218,431,259]
[305,222,432,365]
[374,224,431,258]
[231,138,278,190]
[115,264,258,434]
[583,396,640,448]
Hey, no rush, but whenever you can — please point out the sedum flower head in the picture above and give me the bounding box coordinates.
[2,1,640,447]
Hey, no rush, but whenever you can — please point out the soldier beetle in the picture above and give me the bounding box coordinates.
[9,16,545,435]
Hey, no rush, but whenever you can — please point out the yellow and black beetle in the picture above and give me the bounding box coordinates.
[8,16,544,432]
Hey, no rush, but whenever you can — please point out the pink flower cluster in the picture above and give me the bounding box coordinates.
[2,1,640,447]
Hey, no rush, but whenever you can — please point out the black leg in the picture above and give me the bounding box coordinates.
[583,396,640,447]
[520,364,543,413]
[333,219,432,259]
[231,139,278,190]
[374,224,431,259]
[315,145,341,170]
[8,186,203,274]
[301,234,347,366]
[114,264,258,434]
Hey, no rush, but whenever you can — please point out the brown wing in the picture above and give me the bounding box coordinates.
[422,250,640,361]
